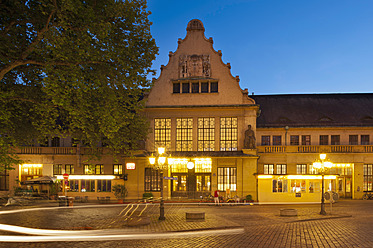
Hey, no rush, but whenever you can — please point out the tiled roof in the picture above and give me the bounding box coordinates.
[251,93,373,127]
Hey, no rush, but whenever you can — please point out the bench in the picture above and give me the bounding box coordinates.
[186,212,205,221]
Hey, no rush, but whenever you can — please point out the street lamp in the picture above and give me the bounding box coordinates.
[313,153,333,215]
[148,147,169,221]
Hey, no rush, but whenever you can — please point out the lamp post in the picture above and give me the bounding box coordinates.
[148,147,168,221]
[312,154,333,215]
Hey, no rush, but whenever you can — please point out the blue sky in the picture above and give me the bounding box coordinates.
[147,0,373,95]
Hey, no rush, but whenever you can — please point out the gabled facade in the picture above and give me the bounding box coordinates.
[2,20,373,204]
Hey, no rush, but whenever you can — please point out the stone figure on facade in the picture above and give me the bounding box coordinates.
[244,125,256,149]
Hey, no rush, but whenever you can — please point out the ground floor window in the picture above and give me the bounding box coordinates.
[196,175,211,191]
[217,167,237,191]
[0,169,9,191]
[68,180,79,192]
[144,168,161,192]
[172,174,187,191]
[364,164,373,191]
[97,180,112,192]
[290,180,306,193]
[272,179,287,193]
[81,180,95,192]
[308,181,321,193]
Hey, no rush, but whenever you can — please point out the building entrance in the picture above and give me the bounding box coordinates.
[170,158,212,199]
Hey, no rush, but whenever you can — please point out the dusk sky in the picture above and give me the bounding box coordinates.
[147,0,373,95]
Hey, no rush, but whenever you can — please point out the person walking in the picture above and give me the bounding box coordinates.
[214,189,219,206]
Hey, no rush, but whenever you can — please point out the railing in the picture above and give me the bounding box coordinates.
[258,145,373,153]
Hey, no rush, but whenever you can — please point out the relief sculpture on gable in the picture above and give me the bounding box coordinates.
[179,55,210,78]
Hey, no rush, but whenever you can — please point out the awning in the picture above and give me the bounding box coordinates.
[22,176,57,185]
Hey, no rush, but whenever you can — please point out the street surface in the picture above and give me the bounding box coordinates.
[0,200,373,247]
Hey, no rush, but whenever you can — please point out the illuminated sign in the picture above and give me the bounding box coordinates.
[126,163,136,170]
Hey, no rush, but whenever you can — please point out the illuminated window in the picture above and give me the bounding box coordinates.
[144,168,160,191]
[97,180,111,192]
[84,164,94,175]
[113,164,123,175]
[319,135,328,145]
[220,117,238,151]
[198,118,215,151]
[217,167,237,191]
[290,135,299,145]
[308,181,320,193]
[154,118,171,150]
[261,136,270,146]
[364,164,373,191]
[264,164,274,174]
[272,179,287,193]
[196,175,211,191]
[95,165,104,175]
[349,135,358,145]
[81,180,95,192]
[176,118,193,151]
[290,180,306,193]
[302,135,311,145]
[296,164,307,174]
[276,164,286,174]
[170,160,188,173]
[308,164,318,175]
[194,159,212,173]
[68,180,79,192]
[65,164,74,175]
[273,136,282,146]
[53,164,62,175]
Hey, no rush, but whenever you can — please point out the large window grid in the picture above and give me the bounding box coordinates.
[176,118,193,151]
[364,164,373,191]
[217,167,237,191]
[220,117,238,151]
[198,118,215,151]
[145,168,161,191]
[154,118,171,150]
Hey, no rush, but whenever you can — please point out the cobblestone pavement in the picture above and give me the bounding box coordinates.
[1,200,373,247]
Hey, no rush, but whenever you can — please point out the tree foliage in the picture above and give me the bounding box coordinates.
[0,0,158,170]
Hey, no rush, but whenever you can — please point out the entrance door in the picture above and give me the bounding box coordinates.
[345,177,352,198]
[187,168,196,198]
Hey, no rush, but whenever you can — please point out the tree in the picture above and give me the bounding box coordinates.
[0,0,158,171]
